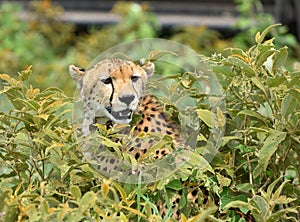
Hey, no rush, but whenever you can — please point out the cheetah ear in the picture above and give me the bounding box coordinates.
[140,59,155,78]
[69,64,85,81]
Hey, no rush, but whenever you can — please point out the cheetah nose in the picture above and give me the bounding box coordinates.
[119,95,135,106]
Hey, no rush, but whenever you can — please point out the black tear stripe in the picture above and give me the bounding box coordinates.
[109,81,114,106]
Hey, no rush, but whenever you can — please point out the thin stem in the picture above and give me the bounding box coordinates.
[243,117,256,196]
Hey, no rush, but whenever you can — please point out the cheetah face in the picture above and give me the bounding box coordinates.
[100,70,141,124]
[69,59,154,129]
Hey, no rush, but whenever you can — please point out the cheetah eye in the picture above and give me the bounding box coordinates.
[101,77,112,85]
[131,76,140,82]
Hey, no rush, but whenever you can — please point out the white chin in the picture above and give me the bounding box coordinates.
[112,118,131,124]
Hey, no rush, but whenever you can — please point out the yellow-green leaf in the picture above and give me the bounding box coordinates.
[197,109,214,128]
[253,130,287,178]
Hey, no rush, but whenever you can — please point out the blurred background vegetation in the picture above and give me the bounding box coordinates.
[0,0,299,96]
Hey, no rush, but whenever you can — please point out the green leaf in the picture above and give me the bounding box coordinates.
[18,65,32,81]
[41,200,49,215]
[178,188,187,209]
[70,186,82,201]
[272,180,290,201]
[281,94,297,118]
[166,179,183,191]
[197,109,214,127]
[266,208,298,222]
[223,200,249,210]
[253,130,287,178]
[4,205,18,222]
[251,76,267,96]
[221,136,241,146]
[211,65,234,77]
[226,57,256,77]
[288,88,300,102]
[272,46,288,71]
[0,189,12,211]
[79,191,96,213]
[216,173,231,187]
[258,102,273,121]
[249,195,270,221]
[288,71,300,87]
[256,23,281,44]
[147,50,178,62]
[237,110,268,123]
[266,176,282,197]
[256,49,276,68]
[266,75,286,87]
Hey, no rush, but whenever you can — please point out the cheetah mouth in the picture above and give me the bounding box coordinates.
[108,108,133,120]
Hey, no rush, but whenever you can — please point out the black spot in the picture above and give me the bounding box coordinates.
[149,139,154,144]
[192,189,198,197]
[151,107,157,111]
[143,149,147,154]
[139,120,144,125]
[102,167,107,172]
[146,100,152,105]
[147,117,151,121]
[136,143,141,148]
[175,197,180,203]
[161,150,166,155]
[156,150,159,155]
[110,159,115,164]
[129,147,134,152]
[137,128,142,132]
[144,106,148,110]
[143,126,149,133]
[135,153,140,160]
[166,130,173,135]
[151,129,155,133]
[155,120,161,126]
[156,127,161,131]
[158,114,165,120]
[150,114,155,118]
[162,123,167,127]
[100,156,105,161]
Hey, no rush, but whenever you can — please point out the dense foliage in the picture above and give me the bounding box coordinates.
[0,1,299,221]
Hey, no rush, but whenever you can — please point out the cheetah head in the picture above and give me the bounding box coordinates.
[69,59,154,126]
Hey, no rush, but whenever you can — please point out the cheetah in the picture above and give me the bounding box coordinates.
[69,58,181,157]
[69,58,201,219]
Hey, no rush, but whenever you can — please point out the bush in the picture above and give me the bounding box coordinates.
[0,25,299,221]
